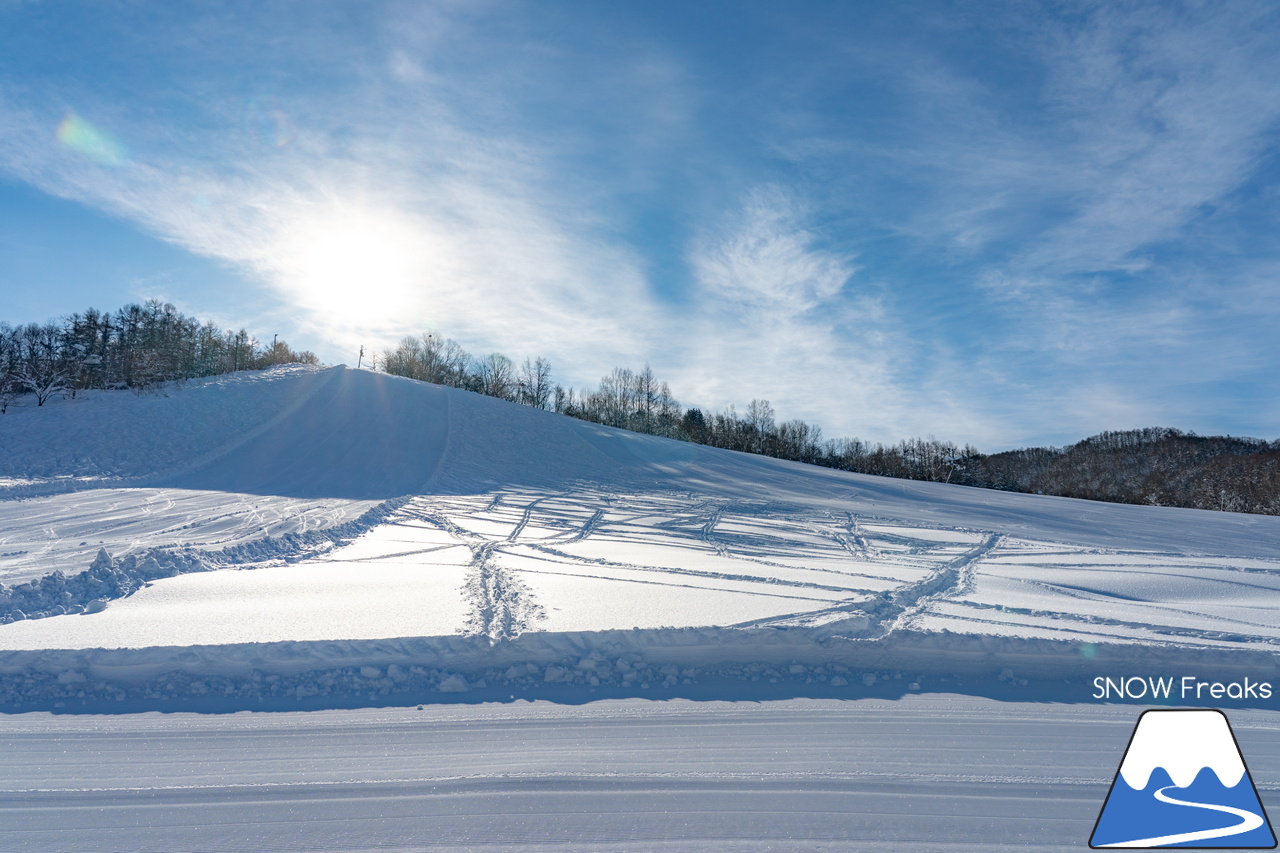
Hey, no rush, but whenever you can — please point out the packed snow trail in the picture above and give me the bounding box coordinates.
[462,542,546,641]
[7,695,1260,853]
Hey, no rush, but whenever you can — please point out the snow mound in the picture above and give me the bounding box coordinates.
[8,364,1280,555]
[6,365,1280,711]
[0,365,331,496]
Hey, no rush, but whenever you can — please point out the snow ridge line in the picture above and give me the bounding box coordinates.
[0,496,413,624]
[462,543,546,643]
[0,769,1114,794]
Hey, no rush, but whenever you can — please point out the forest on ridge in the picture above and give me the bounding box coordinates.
[5,301,1279,516]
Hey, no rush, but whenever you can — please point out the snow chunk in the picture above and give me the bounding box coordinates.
[438,674,469,693]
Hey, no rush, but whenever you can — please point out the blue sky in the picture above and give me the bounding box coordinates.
[3,1,1280,449]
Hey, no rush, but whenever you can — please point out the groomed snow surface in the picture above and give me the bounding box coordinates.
[4,366,1280,851]
[10,695,1279,853]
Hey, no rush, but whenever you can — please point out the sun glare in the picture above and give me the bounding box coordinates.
[280,211,424,328]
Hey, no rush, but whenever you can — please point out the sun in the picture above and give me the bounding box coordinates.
[278,210,425,328]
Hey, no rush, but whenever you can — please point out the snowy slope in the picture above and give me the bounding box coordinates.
[3,365,1280,709]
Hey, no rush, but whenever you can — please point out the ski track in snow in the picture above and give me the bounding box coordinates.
[5,366,1280,710]
[10,367,1280,850]
[7,485,1280,712]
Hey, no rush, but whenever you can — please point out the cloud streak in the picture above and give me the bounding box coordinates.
[2,1,1280,449]
[681,185,914,440]
[0,4,667,382]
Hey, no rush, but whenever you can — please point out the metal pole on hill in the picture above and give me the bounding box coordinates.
[358,345,364,369]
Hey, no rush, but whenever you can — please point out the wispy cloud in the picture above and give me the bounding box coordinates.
[0,3,671,379]
[1011,3,1280,275]
[681,185,915,440]
[762,3,1280,444]
[2,1,1279,449]
[692,186,854,313]
[960,4,1280,441]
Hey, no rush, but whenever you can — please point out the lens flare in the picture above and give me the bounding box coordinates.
[246,95,296,147]
[55,113,129,166]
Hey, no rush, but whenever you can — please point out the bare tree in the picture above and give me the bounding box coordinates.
[745,399,776,454]
[0,322,18,413]
[553,384,576,415]
[517,357,553,409]
[476,353,516,400]
[14,323,69,406]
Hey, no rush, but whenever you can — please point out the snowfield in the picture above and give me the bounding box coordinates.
[4,365,1280,851]
[5,365,1280,676]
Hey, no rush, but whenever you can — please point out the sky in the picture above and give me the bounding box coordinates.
[2,0,1280,450]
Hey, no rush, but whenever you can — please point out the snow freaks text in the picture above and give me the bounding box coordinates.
[1093,676,1273,702]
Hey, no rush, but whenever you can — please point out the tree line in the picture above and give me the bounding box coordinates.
[5,304,1279,517]
[955,428,1280,514]
[381,333,1280,516]
[0,300,316,412]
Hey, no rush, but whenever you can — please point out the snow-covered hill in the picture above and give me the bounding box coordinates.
[3,364,1280,709]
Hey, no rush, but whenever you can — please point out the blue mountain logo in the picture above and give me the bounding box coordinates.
[1092,709,1276,848]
